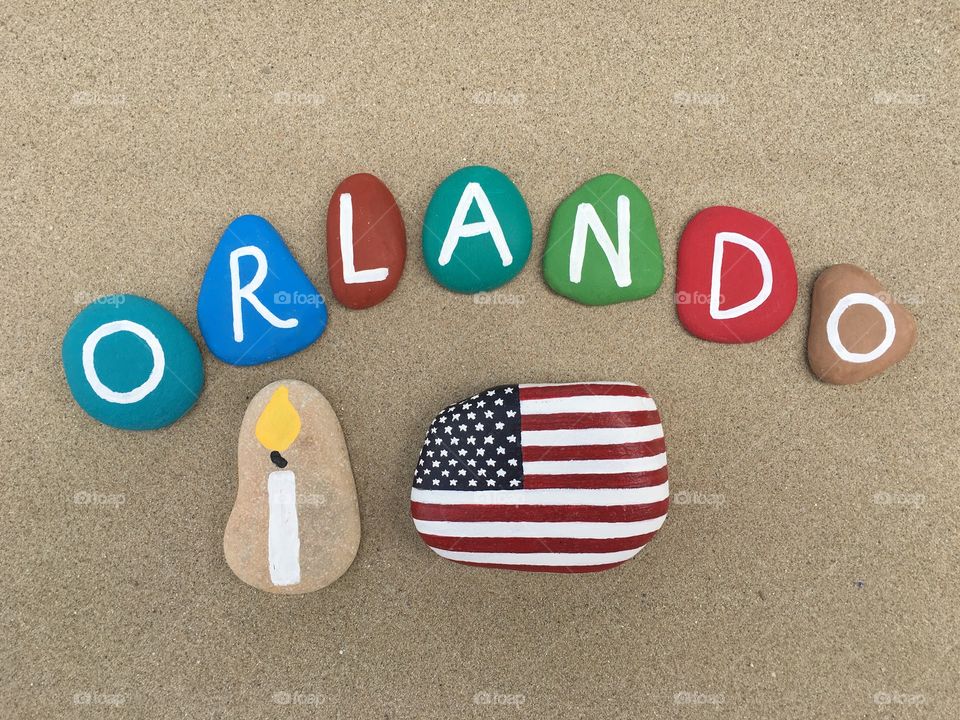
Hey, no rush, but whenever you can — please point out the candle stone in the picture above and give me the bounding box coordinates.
[61,294,204,430]
[224,379,361,593]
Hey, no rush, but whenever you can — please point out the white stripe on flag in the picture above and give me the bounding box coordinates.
[523,453,667,476]
[521,425,663,447]
[520,382,638,388]
[411,484,669,507]
[413,515,667,539]
[520,395,657,414]
[430,547,647,566]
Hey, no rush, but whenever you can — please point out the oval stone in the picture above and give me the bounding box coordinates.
[543,174,664,305]
[807,264,917,384]
[225,380,361,593]
[197,215,327,366]
[62,294,203,430]
[327,173,406,309]
[422,165,532,293]
[676,205,798,343]
[410,382,669,573]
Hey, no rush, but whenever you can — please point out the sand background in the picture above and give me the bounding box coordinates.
[2,2,958,718]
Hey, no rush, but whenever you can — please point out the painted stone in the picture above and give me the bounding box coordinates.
[543,174,663,305]
[807,264,917,384]
[224,380,360,593]
[411,382,669,573]
[327,173,406,309]
[62,294,203,430]
[676,206,798,343]
[197,215,327,366]
[422,165,532,293]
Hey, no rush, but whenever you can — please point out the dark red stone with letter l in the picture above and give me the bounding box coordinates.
[327,173,406,309]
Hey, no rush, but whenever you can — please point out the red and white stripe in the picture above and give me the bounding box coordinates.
[412,382,668,573]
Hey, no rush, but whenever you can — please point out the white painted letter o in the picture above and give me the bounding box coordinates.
[826,292,896,364]
[81,320,165,404]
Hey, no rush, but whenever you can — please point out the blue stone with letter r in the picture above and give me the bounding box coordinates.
[196,214,327,365]
[61,294,204,430]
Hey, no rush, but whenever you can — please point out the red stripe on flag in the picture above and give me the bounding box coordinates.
[521,438,666,462]
[411,499,669,523]
[519,384,649,400]
[448,559,630,573]
[523,467,669,489]
[520,410,661,430]
[420,533,656,554]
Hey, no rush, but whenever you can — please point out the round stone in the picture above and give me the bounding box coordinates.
[543,174,663,305]
[807,264,917,384]
[62,294,204,430]
[675,205,798,343]
[422,165,532,293]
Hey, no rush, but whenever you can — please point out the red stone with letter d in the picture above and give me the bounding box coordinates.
[676,205,797,343]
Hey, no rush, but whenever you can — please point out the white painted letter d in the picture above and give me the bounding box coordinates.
[709,232,773,320]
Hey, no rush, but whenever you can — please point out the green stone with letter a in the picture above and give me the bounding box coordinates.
[422,165,532,293]
[543,173,663,305]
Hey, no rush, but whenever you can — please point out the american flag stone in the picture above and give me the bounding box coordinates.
[411,382,669,573]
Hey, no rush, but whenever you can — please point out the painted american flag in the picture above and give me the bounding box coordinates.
[410,382,668,573]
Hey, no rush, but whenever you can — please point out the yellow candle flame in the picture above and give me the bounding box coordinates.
[255,386,301,452]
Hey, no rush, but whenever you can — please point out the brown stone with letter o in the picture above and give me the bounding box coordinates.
[807,264,916,384]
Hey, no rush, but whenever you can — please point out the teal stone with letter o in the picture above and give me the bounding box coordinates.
[62,294,204,430]
[422,165,532,293]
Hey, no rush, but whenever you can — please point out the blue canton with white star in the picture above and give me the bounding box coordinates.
[414,385,524,490]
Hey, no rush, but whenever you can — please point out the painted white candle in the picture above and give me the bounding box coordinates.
[267,469,301,586]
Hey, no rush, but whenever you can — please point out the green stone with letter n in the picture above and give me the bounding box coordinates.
[543,173,664,305]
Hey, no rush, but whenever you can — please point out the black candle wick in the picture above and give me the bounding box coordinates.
[270,451,288,469]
